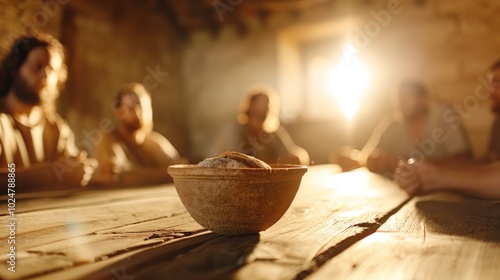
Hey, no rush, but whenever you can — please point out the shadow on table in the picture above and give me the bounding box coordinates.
[134,234,261,280]
[415,199,500,243]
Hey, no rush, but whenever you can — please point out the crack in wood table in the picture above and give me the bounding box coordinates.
[1,165,499,280]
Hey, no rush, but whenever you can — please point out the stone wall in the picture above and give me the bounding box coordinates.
[0,0,188,156]
[59,0,188,156]
[183,0,500,161]
[0,0,62,54]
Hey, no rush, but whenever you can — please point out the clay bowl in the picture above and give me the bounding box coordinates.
[167,164,308,236]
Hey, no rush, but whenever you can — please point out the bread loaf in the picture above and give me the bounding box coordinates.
[197,151,271,169]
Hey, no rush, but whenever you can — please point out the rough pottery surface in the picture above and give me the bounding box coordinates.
[168,153,307,235]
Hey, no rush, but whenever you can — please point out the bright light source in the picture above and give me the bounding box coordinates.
[327,44,371,119]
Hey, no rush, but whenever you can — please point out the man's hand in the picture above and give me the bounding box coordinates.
[81,157,98,186]
[394,159,445,196]
[394,159,422,195]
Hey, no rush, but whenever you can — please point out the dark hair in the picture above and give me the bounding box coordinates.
[113,83,150,108]
[489,60,500,72]
[247,93,269,110]
[0,36,52,98]
[237,85,280,132]
[399,81,427,97]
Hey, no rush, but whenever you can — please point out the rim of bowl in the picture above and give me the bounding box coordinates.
[168,164,308,178]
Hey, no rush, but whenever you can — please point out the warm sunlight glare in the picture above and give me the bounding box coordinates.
[327,44,371,119]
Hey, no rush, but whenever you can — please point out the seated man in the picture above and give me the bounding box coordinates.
[0,35,95,192]
[395,61,500,199]
[91,83,185,186]
[215,85,309,165]
[336,81,471,176]
[485,60,500,161]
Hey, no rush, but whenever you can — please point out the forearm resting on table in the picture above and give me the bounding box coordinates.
[91,164,173,187]
[429,152,474,166]
[364,150,400,175]
[0,160,90,193]
[440,163,500,199]
[334,147,398,174]
[278,154,302,165]
[119,166,173,186]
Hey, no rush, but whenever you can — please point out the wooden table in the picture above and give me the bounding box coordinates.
[1,165,499,280]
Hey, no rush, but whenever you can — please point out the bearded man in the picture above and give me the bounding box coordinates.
[0,35,95,192]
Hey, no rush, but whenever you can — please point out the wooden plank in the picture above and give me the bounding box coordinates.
[29,231,219,280]
[0,184,178,215]
[0,196,187,244]
[5,232,217,280]
[0,224,209,280]
[309,193,500,280]
[94,212,205,234]
[79,167,410,280]
[0,193,207,279]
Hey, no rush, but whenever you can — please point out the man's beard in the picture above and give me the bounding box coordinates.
[12,77,41,105]
[124,121,142,133]
[492,102,500,114]
[403,108,428,122]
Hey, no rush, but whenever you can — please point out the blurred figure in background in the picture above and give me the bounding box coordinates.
[485,60,500,161]
[215,85,309,165]
[335,81,471,176]
[91,83,185,186]
[0,35,95,191]
[395,60,500,199]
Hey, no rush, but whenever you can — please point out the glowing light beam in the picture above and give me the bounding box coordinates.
[327,44,371,119]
